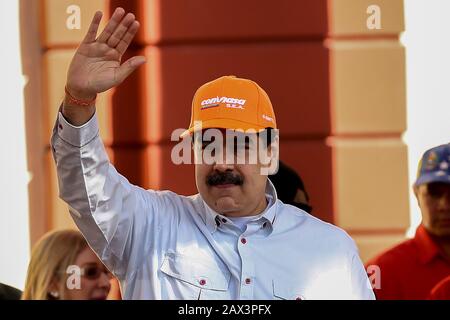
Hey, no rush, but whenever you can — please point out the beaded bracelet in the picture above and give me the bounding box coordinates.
[64,86,97,107]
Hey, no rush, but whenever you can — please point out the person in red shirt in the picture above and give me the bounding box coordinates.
[366,143,450,299]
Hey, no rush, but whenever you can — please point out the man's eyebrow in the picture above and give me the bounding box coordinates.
[231,136,251,142]
[79,262,99,267]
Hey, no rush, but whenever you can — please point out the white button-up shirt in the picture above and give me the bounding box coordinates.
[51,112,375,300]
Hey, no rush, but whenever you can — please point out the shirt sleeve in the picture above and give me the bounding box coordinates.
[50,111,175,279]
[350,252,376,300]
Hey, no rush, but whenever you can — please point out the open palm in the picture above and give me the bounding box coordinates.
[67,8,146,99]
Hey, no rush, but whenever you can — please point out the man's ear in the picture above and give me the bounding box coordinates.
[413,184,421,207]
[264,135,280,175]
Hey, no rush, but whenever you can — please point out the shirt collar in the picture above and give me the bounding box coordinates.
[414,224,443,264]
[200,179,279,235]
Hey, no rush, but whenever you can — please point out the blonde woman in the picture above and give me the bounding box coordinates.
[22,229,111,300]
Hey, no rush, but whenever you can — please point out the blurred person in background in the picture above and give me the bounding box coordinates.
[22,229,112,300]
[366,143,450,299]
[269,160,312,214]
[0,282,22,300]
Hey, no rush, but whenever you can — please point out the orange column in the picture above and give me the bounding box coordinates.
[32,0,113,236]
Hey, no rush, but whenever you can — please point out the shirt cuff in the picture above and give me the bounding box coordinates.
[57,112,99,147]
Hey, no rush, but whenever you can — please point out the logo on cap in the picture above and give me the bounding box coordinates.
[415,143,450,186]
[201,96,247,110]
[425,151,439,170]
[262,114,275,123]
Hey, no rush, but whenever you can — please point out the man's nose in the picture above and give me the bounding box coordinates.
[213,159,234,172]
[212,146,235,169]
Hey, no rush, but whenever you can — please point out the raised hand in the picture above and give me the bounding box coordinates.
[63,8,146,125]
[66,8,146,99]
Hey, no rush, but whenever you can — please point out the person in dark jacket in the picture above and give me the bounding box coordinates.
[269,160,312,214]
[0,282,22,300]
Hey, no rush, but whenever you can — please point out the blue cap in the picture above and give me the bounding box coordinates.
[415,143,450,186]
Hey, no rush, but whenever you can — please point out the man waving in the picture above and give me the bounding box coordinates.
[52,8,374,300]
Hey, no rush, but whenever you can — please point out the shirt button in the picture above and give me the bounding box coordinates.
[245,278,251,285]
[199,279,206,286]
[263,222,267,228]
[241,238,247,244]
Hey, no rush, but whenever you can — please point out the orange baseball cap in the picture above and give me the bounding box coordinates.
[181,76,277,137]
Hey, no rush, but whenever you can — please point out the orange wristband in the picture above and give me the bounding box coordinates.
[64,86,97,107]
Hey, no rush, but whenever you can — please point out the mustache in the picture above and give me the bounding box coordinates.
[206,171,244,186]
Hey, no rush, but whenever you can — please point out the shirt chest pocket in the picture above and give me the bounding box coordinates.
[160,253,231,300]
[272,280,307,300]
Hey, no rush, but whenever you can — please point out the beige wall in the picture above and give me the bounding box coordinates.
[328,0,409,262]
